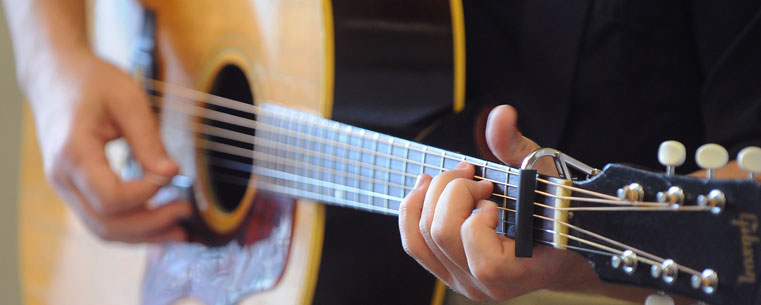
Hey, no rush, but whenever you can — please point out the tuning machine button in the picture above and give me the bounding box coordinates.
[645,293,675,305]
[738,146,761,180]
[696,144,729,179]
[658,141,686,176]
[617,183,644,202]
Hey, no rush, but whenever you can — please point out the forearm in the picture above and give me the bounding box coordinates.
[2,0,90,97]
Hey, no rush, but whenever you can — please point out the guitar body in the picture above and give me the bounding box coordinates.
[21,0,463,304]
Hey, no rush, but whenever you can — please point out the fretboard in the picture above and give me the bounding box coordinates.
[244,104,525,234]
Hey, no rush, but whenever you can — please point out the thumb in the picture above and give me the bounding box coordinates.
[485,105,540,167]
[109,86,178,181]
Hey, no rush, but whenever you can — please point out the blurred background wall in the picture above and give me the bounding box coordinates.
[1,4,24,305]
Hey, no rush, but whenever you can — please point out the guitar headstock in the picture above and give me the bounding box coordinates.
[557,144,761,305]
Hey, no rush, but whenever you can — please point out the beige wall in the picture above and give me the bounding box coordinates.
[0,4,23,305]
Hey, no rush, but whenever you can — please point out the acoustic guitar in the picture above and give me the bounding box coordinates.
[18,0,761,304]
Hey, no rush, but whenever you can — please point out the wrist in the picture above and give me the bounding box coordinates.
[21,45,96,104]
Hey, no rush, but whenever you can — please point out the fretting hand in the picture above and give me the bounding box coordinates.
[398,105,597,300]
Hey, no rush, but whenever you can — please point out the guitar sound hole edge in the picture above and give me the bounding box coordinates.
[201,64,256,214]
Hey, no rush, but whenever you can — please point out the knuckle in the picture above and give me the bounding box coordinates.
[401,242,419,259]
[397,200,409,217]
[91,193,120,215]
[418,219,431,238]
[449,178,470,190]
[430,222,452,246]
[460,219,476,239]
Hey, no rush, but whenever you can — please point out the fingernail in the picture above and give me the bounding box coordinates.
[414,174,426,188]
[456,162,469,169]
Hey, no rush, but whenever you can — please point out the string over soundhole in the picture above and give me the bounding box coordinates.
[196,64,258,236]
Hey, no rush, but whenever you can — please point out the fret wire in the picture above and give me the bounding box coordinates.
[159,97,520,190]
[256,179,398,215]
[335,122,348,202]
[288,114,302,194]
[147,81,522,176]
[321,119,332,198]
[231,173,610,256]
[357,129,365,205]
[225,173,626,266]
[421,146,428,177]
[256,117,518,187]
[153,88,700,270]
[149,81,645,209]
[212,166,626,262]
[202,139,520,203]
[159,98,646,209]
[253,127,418,196]
[370,133,379,209]
[385,137,394,210]
[255,163,403,203]
[258,103,522,176]
[275,114,286,189]
[402,141,410,198]
[197,122,523,200]
[440,150,446,175]
[215,141,696,213]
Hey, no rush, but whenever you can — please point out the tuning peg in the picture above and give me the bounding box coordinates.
[644,293,674,305]
[696,143,728,179]
[738,146,761,180]
[658,141,686,175]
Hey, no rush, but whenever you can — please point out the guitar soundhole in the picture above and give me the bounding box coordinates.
[202,65,255,213]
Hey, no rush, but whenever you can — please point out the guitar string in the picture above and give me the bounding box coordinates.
[203,141,707,213]
[147,92,672,209]
[140,80,709,278]
[529,212,702,277]
[175,116,692,213]
[150,92,520,187]
[202,138,704,277]
[255,169,618,259]
[215,171,619,259]
[144,79,623,202]
[211,148,703,275]
[220,170,688,275]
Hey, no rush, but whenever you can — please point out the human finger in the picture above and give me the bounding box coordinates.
[78,195,192,243]
[461,199,538,301]
[485,105,556,176]
[398,174,453,283]
[431,179,493,271]
[107,81,178,180]
[419,162,476,235]
[419,163,491,300]
[69,136,170,215]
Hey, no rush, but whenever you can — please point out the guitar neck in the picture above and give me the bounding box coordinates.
[244,104,522,233]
